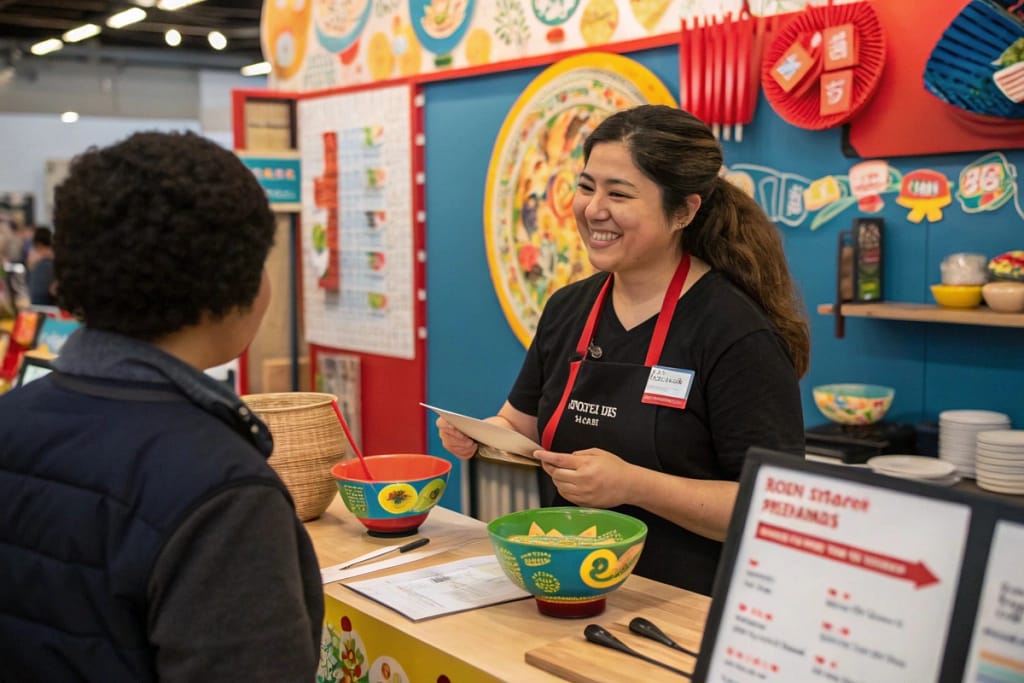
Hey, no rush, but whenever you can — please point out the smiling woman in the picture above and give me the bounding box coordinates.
[439,104,809,596]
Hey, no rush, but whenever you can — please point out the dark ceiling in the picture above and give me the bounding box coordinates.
[0,0,265,70]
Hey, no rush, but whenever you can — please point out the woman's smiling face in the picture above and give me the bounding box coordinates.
[572,141,683,276]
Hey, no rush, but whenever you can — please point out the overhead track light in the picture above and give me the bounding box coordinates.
[240,61,272,77]
[107,8,147,29]
[30,38,63,56]
[165,29,182,46]
[61,112,80,124]
[207,31,227,51]
[62,24,101,43]
[157,0,205,9]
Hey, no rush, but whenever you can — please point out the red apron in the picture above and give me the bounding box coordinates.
[536,253,725,593]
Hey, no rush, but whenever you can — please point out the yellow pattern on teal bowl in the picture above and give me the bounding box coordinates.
[487,507,647,618]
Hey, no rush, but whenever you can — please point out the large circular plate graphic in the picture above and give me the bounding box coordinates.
[408,0,476,56]
[483,53,675,347]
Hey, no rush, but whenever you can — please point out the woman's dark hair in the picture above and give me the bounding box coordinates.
[53,131,275,340]
[583,104,810,377]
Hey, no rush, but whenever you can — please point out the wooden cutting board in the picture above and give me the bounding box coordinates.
[525,603,707,682]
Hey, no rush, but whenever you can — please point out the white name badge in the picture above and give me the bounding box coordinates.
[641,365,695,409]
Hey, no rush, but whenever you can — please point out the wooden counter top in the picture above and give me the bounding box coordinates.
[305,498,712,682]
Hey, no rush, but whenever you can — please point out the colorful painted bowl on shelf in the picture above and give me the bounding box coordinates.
[988,250,1024,282]
[487,507,647,619]
[331,454,452,537]
[812,384,895,426]
[930,284,983,308]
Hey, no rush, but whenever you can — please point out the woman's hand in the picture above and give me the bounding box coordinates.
[435,416,478,459]
[533,448,636,509]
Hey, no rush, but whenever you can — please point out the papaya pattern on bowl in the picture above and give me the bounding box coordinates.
[487,507,648,617]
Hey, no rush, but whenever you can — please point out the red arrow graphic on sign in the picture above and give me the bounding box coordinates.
[755,522,939,589]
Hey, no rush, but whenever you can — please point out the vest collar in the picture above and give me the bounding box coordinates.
[53,327,273,456]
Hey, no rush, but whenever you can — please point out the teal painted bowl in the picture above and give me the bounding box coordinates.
[487,507,647,618]
[332,454,451,537]
[813,384,895,425]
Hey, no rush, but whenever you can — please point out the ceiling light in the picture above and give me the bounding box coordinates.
[157,0,205,9]
[30,39,63,56]
[207,31,227,51]
[62,24,101,43]
[165,29,182,47]
[133,0,157,6]
[106,8,147,29]
[61,112,79,124]
[240,61,272,77]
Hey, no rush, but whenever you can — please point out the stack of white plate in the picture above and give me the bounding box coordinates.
[975,430,1024,495]
[939,410,1012,477]
[866,455,961,486]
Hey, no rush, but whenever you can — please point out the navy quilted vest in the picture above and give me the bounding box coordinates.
[0,372,291,681]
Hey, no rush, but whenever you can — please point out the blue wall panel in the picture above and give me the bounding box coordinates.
[423,45,1024,511]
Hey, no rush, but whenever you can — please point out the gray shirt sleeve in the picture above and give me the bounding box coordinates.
[147,484,321,682]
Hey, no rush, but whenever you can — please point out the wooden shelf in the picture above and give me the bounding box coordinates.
[817,302,1024,329]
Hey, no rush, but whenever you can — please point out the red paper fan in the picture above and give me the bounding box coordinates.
[761,1,887,130]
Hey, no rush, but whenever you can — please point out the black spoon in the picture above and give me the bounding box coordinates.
[583,624,691,678]
[629,616,700,658]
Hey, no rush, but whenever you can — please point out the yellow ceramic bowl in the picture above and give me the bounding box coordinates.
[930,284,983,309]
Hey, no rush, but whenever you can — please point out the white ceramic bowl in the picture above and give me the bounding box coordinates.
[982,281,1024,313]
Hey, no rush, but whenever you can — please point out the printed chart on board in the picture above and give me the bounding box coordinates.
[298,85,415,359]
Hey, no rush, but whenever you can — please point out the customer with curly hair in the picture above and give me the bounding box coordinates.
[0,131,324,681]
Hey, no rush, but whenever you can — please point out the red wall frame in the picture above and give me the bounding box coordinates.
[232,85,428,457]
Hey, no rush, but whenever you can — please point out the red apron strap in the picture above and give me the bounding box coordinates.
[542,254,691,449]
[541,359,581,450]
[542,275,612,450]
[645,252,690,367]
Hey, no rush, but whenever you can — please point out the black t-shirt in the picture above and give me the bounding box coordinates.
[508,270,804,594]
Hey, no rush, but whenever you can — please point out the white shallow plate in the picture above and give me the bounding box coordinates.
[976,449,1024,461]
[421,403,542,458]
[939,410,1012,424]
[921,473,962,487]
[868,455,957,479]
[976,430,1024,448]
[976,480,1024,495]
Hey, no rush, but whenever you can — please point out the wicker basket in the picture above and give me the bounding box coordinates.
[241,392,348,521]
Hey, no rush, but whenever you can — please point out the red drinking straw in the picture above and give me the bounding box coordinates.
[331,399,374,481]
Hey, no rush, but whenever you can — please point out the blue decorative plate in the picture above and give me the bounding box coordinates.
[408,0,476,56]
[314,0,372,54]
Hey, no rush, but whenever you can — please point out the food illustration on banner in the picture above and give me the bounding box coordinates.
[956,152,1019,215]
[261,0,313,79]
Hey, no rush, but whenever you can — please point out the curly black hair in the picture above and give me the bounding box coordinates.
[53,131,275,339]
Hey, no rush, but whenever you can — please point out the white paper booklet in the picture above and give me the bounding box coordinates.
[421,402,542,461]
[343,555,531,621]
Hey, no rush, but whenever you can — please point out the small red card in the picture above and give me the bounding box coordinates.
[823,24,858,70]
[820,69,854,116]
[771,40,816,93]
